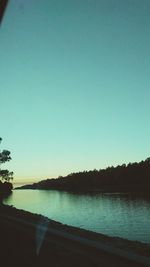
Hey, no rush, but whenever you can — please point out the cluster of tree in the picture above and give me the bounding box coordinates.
[0,138,13,198]
[20,157,150,193]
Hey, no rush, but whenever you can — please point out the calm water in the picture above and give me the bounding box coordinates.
[4,189,150,243]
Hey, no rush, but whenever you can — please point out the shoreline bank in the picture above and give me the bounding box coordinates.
[0,204,150,266]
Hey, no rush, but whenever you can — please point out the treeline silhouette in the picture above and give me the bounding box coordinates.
[0,137,13,201]
[21,158,150,193]
[0,181,13,199]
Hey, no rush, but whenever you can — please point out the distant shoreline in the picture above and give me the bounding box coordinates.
[15,185,150,195]
[16,157,150,193]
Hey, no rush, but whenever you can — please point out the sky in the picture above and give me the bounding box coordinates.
[0,0,150,184]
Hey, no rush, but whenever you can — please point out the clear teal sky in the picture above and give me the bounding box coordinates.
[0,0,150,184]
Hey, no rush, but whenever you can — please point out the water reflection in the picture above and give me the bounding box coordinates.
[4,190,150,243]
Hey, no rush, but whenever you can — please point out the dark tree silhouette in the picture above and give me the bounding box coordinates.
[0,138,13,199]
[21,157,150,193]
[0,138,13,182]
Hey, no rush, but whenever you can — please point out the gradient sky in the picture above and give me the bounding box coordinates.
[0,0,150,184]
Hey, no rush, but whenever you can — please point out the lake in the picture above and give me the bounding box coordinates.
[4,189,150,244]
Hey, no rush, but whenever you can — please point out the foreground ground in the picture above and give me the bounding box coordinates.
[0,204,150,267]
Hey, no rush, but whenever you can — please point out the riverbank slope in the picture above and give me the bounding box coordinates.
[0,204,150,267]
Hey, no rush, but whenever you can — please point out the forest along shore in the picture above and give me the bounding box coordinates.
[0,204,150,267]
[17,158,150,193]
